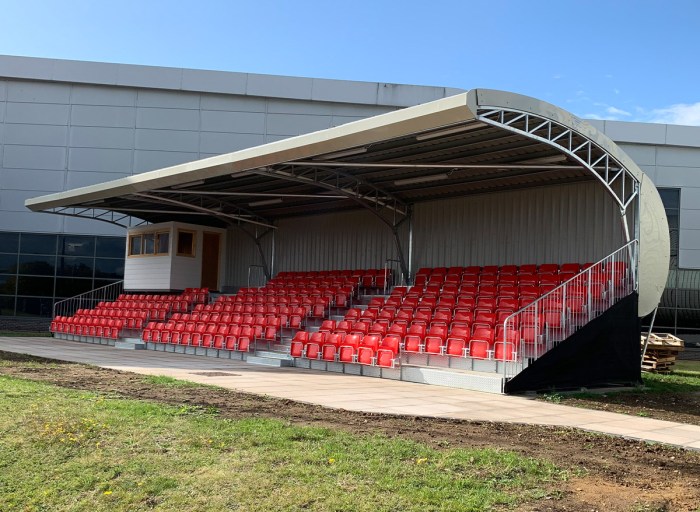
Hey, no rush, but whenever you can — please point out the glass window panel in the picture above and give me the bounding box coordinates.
[0,254,17,274]
[55,278,94,297]
[0,295,15,315]
[96,237,126,258]
[129,235,142,256]
[20,233,57,255]
[177,231,195,256]
[156,233,170,254]
[58,235,95,257]
[657,188,680,210]
[143,233,155,255]
[667,213,679,230]
[18,254,56,276]
[16,296,54,317]
[0,232,20,253]
[94,258,125,279]
[94,279,121,290]
[17,276,54,296]
[57,257,93,278]
[0,275,17,295]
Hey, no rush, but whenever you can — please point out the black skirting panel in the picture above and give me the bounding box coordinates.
[505,293,641,394]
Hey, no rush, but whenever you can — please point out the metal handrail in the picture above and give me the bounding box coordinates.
[247,265,266,288]
[52,280,125,318]
[499,239,639,378]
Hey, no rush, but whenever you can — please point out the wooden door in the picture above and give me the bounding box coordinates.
[201,232,220,290]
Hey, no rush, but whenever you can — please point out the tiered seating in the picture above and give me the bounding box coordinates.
[273,268,392,293]
[141,301,288,351]
[50,289,208,340]
[291,261,629,365]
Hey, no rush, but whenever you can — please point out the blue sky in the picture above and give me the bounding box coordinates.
[2,0,699,124]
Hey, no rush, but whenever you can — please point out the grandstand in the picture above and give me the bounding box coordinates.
[33,89,669,393]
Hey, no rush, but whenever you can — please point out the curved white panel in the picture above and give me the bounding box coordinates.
[638,175,670,316]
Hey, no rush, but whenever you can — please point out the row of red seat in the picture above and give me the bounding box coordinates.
[50,290,209,340]
[272,269,392,289]
[141,315,287,349]
[290,331,400,368]
[168,309,306,329]
[51,316,124,338]
[289,327,525,366]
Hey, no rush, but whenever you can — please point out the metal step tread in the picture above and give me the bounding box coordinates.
[401,364,506,379]
[246,355,294,367]
[254,350,294,361]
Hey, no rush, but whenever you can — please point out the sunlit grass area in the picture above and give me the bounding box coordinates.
[0,375,566,511]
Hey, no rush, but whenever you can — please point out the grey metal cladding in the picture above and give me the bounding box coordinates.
[51,60,120,86]
[71,105,136,128]
[133,150,199,174]
[136,90,200,109]
[657,146,700,167]
[3,145,66,170]
[199,132,265,154]
[1,169,65,191]
[67,170,130,189]
[654,166,700,187]
[135,129,200,153]
[5,102,70,125]
[311,78,378,105]
[246,73,313,101]
[181,68,247,96]
[4,124,68,146]
[0,211,62,232]
[200,110,265,133]
[377,83,449,107]
[199,94,266,113]
[0,80,6,100]
[666,124,700,148]
[266,113,332,136]
[616,143,657,166]
[68,147,132,173]
[604,120,667,145]
[116,63,183,89]
[70,126,135,149]
[6,81,70,104]
[71,85,137,107]
[135,107,199,131]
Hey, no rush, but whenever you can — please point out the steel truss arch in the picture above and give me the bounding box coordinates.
[45,207,149,229]
[475,106,640,212]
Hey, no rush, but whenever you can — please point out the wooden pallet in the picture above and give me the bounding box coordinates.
[641,333,684,373]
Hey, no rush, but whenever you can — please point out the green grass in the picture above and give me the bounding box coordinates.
[0,375,566,511]
[0,331,52,337]
[140,374,208,388]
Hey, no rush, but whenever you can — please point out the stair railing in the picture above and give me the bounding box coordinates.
[53,280,125,319]
[500,239,639,378]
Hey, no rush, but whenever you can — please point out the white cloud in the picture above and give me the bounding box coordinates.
[606,106,631,117]
[648,102,700,126]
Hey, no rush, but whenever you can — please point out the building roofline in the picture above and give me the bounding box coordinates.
[0,54,464,107]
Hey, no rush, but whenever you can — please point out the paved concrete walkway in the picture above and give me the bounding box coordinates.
[2,336,700,451]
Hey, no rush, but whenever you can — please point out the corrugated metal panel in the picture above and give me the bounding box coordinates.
[224,228,269,289]
[412,182,626,267]
[224,182,630,287]
[274,209,402,272]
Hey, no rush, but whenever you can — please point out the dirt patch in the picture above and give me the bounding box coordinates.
[2,350,700,511]
[560,392,700,427]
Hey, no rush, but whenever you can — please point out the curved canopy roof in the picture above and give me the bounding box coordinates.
[25,89,669,316]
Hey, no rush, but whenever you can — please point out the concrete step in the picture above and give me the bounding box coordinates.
[401,365,506,394]
[114,338,147,350]
[246,354,294,367]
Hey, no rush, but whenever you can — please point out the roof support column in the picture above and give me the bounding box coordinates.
[237,226,274,282]
[391,210,412,286]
